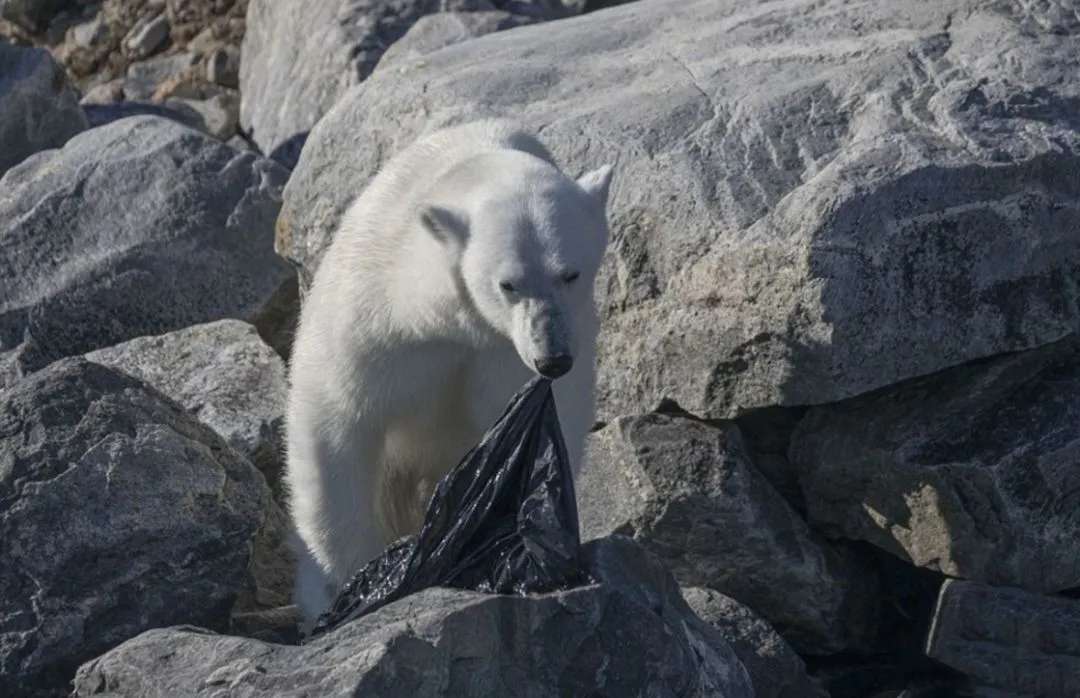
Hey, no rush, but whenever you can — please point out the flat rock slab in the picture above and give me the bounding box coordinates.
[85,319,288,498]
[0,40,87,176]
[579,413,877,653]
[683,586,827,698]
[279,0,1080,419]
[0,359,274,694]
[73,537,754,698]
[792,335,1080,592]
[0,115,294,389]
[926,580,1080,698]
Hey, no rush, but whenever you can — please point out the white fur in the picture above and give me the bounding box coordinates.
[285,121,613,624]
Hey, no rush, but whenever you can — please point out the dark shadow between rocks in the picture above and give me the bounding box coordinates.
[269,131,309,170]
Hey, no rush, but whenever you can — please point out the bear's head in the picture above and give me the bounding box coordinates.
[420,151,613,379]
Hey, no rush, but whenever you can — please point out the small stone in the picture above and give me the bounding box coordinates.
[79,78,124,105]
[69,11,106,48]
[186,25,219,55]
[124,12,170,59]
[167,89,239,139]
[124,51,197,101]
[205,45,239,87]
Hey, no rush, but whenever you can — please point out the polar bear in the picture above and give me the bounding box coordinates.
[285,120,613,623]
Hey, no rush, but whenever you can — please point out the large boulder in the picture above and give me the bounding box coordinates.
[73,537,755,698]
[85,319,289,499]
[0,359,278,694]
[926,580,1080,698]
[578,413,877,653]
[239,0,570,168]
[0,115,295,389]
[278,0,1080,419]
[682,586,828,698]
[791,335,1080,592]
[0,40,87,176]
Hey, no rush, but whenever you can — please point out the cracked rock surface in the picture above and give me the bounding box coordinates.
[0,115,294,389]
[278,0,1080,419]
[0,359,275,695]
[579,413,878,653]
[683,586,827,698]
[85,319,289,500]
[72,537,755,698]
[792,335,1080,593]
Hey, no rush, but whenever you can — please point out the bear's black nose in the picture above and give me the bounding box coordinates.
[535,354,573,379]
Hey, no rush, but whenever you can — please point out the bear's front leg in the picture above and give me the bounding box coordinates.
[286,410,386,621]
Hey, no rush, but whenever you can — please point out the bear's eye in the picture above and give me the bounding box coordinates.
[499,281,517,294]
[561,271,580,284]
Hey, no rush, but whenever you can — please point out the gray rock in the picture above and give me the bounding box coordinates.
[0,0,72,31]
[0,41,87,177]
[0,359,275,694]
[240,490,296,612]
[85,319,288,499]
[791,335,1080,592]
[70,12,108,49]
[683,586,827,698]
[79,79,125,105]
[377,11,538,69]
[278,0,1080,419]
[205,45,239,87]
[167,89,239,139]
[0,115,295,389]
[124,51,198,101]
[124,13,170,60]
[185,25,219,56]
[72,537,754,698]
[926,580,1080,698]
[578,413,877,653]
[240,0,497,167]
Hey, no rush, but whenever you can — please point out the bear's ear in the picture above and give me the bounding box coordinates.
[577,164,614,209]
[420,204,469,246]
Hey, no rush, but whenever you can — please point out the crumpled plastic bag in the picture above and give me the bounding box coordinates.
[308,376,585,639]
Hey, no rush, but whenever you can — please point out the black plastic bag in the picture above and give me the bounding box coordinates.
[308,376,585,639]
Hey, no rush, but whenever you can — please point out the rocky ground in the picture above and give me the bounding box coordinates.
[2,0,1079,696]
